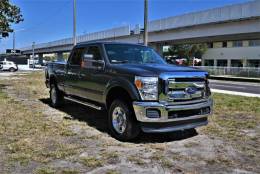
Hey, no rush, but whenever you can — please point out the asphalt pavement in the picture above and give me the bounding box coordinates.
[209,80,260,95]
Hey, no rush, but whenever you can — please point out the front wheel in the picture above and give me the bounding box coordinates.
[50,84,64,108]
[108,99,140,141]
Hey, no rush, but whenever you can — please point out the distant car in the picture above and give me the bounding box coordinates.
[0,61,18,72]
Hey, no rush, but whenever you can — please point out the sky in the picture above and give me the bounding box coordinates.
[0,0,252,53]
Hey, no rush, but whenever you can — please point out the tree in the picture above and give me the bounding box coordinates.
[0,0,23,37]
[164,43,208,65]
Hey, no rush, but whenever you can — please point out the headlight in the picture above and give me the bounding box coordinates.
[135,76,158,101]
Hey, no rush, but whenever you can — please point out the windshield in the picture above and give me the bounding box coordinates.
[104,44,166,64]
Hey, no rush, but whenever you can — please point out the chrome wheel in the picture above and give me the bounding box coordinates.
[112,106,127,134]
[51,87,57,105]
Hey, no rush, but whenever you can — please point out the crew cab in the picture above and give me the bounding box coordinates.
[45,42,213,141]
[0,60,18,72]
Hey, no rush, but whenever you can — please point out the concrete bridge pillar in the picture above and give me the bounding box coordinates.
[38,54,43,65]
[243,59,248,67]
[227,59,231,67]
[57,52,64,62]
[201,59,205,66]
[214,59,217,67]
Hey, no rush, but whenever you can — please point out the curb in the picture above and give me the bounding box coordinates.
[209,76,260,83]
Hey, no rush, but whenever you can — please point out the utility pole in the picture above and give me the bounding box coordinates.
[32,42,35,70]
[13,31,15,51]
[143,0,148,46]
[73,0,77,46]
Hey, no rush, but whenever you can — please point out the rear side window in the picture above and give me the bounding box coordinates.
[70,47,84,65]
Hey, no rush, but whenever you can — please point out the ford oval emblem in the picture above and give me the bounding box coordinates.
[185,86,197,95]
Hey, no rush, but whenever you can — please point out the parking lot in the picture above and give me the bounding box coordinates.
[0,71,259,174]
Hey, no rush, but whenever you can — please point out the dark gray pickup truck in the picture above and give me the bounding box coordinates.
[45,42,213,141]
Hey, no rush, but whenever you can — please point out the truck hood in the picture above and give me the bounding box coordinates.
[111,63,207,77]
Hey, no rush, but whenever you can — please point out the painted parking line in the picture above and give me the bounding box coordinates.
[211,89,260,98]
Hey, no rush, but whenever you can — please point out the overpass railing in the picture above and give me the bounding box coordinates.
[149,0,260,32]
[194,66,260,78]
[21,26,130,51]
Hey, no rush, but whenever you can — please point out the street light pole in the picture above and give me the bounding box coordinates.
[73,0,77,46]
[143,0,148,46]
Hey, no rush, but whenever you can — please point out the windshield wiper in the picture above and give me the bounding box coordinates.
[111,60,129,64]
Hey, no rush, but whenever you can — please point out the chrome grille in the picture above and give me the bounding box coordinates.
[166,78,206,102]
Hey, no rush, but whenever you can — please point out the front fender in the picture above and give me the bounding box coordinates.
[103,77,141,104]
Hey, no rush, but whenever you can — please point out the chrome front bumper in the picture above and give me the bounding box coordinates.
[133,98,213,133]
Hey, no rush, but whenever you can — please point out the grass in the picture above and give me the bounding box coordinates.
[151,152,174,169]
[127,155,146,166]
[202,93,260,141]
[106,169,121,174]
[0,72,84,172]
[80,156,103,168]
[34,167,55,174]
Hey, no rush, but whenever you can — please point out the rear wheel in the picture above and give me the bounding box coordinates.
[9,67,15,72]
[108,99,140,141]
[50,84,64,108]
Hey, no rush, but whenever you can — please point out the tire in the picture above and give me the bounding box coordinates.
[50,83,64,108]
[108,99,140,141]
[9,67,15,72]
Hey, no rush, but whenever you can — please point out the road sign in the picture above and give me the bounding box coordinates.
[6,49,21,54]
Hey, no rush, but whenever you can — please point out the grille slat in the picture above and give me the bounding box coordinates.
[167,78,206,102]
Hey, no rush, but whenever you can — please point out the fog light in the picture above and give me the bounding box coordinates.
[146,109,161,118]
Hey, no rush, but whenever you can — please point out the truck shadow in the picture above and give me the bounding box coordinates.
[39,98,198,143]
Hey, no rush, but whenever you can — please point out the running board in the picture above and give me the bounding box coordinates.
[64,96,103,110]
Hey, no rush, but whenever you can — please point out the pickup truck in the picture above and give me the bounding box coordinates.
[45,42,213,141]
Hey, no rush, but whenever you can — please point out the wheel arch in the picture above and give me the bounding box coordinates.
[104,78,140,109]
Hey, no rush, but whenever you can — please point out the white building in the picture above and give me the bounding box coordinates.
[202,40,260,67]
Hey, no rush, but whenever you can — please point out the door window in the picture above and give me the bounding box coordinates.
[69,48,84,65]
[86,46,102,60]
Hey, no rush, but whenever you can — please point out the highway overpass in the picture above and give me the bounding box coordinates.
[21,0,260,66]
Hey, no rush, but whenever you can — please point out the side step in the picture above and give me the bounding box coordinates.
[64,96,103,110]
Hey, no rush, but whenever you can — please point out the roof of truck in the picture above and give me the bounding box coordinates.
[76,41,145,47]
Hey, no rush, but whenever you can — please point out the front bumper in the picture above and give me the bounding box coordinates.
[133,98,213,133]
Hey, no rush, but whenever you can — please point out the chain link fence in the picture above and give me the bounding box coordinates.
[194,66,260,78]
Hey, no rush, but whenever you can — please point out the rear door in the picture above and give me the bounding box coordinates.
[65,47,84,96]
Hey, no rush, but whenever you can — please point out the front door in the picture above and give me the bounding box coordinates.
[79,45,106,102]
